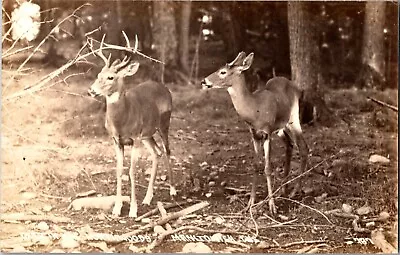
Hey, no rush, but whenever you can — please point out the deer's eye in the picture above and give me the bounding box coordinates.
[220,70,227,75]
[107,76,114,80]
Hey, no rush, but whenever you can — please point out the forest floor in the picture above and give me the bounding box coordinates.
[1,60,398,253]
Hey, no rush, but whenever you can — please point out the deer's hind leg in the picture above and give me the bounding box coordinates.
[286,125,309,199]
[278,128,294,196]
[263,134,277,214]
[158,111,176,196]
[142,137,161,205]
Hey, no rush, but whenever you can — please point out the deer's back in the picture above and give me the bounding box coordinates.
[252,77,301,132]
[130,80,172,114]
[106,81,172,139]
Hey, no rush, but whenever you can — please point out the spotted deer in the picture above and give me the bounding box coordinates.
[201,52,308,214]
[87,34,175,218]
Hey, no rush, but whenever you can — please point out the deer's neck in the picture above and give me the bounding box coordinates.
[227,75,254,121]
[104,82,133,134]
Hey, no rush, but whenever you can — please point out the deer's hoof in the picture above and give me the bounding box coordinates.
[288,185,301,199]
[269,199,277,215]
[129,208,137,218]
[240,197,255,213]
[170,186,177,196]
[142,195,153,205]
[112,203,122,217]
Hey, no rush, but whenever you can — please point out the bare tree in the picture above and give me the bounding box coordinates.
[152,0,178,82]
[288,2,332,125]
[178,1,191,74]
[358,1,386,88]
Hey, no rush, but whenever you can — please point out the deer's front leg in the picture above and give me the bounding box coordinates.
[263,136,277,214]
[243,128,262,212]
[112,139,124,217]
[128,145,140,218]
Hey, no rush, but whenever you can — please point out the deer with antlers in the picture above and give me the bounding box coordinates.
[87,33,175,218]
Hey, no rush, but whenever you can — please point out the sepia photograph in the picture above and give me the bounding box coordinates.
[1,0,398,253]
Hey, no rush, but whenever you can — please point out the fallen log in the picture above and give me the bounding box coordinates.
[67,195,130,211]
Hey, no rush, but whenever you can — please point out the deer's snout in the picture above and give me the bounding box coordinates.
[201,78,212,89]
[87,87,99,97]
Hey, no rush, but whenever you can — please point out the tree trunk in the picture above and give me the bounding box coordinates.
[288,2,333,126]
[152,1,178,82]
[178,1,191,74]
[358,2,386,88]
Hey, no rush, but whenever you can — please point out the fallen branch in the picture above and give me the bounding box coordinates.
[261,218,298,228]
[253,153,340,210]
[280,239,327,248]
[135,201,191,222]
[76,190,97,198]
[157,201,168,218]
[121,201,209,239]
[0,213,71,223]
[324,209,370,233]
[367,96,398,112]
[39,193,69,200]
[84,202,210,244]
[277,197,332,225]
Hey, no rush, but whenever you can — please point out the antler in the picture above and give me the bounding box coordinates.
[112,55,131,71]
[88,31,163,65]
[88,34,111,67]
[109,31,137,71]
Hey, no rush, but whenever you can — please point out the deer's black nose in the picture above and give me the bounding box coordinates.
[201,79,212,89]
[88,88,98,97]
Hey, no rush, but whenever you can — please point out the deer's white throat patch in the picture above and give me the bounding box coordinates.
[107,92,120,103]
[227,87,235,96]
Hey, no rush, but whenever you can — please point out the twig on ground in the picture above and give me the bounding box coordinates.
[0,213,71,223]
[277,197,332,224]
[39,193,69,200]
[287,240,326,249]
[249,204,259,237]
[157,201,168,218]
[252,152,340,210]
[324,209,370,233]
[367,96,398,112]
[272,153,339,198]
[263,213,297,226]
[261,218,298,228]
[120,201,209,240]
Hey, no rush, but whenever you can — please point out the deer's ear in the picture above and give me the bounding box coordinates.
[238,53,254,72]
[121,62,140,77]
[228,51,246,67]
